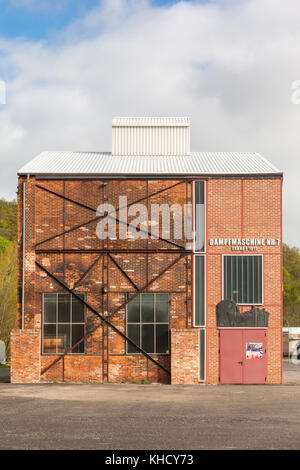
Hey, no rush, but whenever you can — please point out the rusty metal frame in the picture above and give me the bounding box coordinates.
[36,249,191,254]
[38,253,185,377]
[35,180,190,250]
[105,253,186,321]
[33,179,193,380]
[73,254,102,289]
[108,253,139,292]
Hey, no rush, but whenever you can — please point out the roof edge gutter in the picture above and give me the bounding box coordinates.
[18,172,283,179]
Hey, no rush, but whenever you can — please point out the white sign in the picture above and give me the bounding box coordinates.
[209,238,280,251]
[246,342,263,359]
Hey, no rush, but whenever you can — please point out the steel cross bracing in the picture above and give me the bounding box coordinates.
[37,253,185,377]
[35,180,190,251]
[34,179,192,379]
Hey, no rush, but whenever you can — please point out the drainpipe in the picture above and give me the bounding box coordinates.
[21,174,30,329]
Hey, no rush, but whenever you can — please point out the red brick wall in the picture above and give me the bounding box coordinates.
[171,329,199,384]
[13,175,282,384]
[10,329,40,383]
[15,178,192,383]
[206,177,282,384]
[41,356,102,383]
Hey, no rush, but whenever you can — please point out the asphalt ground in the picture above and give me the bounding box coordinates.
[0,362,299,450]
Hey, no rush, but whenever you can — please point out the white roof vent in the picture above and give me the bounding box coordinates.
[112,117,190,156]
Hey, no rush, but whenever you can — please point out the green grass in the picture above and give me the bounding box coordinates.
[0,364,10,368]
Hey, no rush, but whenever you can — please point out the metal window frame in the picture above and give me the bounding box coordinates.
[126,293,170,355]
[193,180,206,254]
[192,180,207,383]
[42,292,86,355]
[222,254,264,306]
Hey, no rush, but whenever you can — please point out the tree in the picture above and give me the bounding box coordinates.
[0,243,17,358]
[0,198,17,242]
[283,243,300,326]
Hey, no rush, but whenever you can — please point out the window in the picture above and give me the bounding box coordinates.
[42,293,85,354]
[223,255,263,305]
[194,181,206,382]
[194,181,205,252]
[194,255,205,326]
[126,294,169,354]
[199,329,205,381]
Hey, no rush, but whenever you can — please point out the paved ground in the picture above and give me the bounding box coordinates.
[0,367,10,383]
[0,362,299,450]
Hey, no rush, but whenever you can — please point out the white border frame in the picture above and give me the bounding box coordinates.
[193,254,206,327]
[221,254,264,306]
[193,180,206,254]
[198,328,206,382]
[192,180,207,328]
[192,181,207,382]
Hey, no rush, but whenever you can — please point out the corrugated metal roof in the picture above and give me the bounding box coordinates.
[18,151,282,177]
[112,117,190,127]
[112,125,190,156]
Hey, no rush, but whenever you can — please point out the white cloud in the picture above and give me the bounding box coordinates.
[0,0,299,245]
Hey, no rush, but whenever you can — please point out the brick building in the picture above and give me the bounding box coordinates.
[11,117,283,384]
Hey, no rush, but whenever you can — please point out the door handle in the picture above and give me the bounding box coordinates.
[238,361,243,365]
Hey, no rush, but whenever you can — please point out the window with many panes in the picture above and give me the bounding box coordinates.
[42,293,85,354]
[223,255,263,305]
[126,293,169,354]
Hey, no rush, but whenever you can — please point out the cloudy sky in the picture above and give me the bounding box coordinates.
[0,0,299,246]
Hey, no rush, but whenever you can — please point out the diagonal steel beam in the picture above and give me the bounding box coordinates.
[36,186,184,250]
[73,254,102,289]
[108,254,139,292]
[35,181,189,250]
[105,253,185,321]
[35,216,100,248]
[37,261,172,377]
[36,248,191,254]
[38,253,185,377]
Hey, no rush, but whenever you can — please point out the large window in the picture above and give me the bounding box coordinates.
[194,181,205,252]
[194,255,205,326]
[126,293,169,354]
[42,293,85,354]
[223,255,263,305]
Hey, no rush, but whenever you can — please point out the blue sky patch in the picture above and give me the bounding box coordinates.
[0,0,211,40]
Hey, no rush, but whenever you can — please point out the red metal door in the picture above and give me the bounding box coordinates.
[219,329,267,384]
[219,329,243,384]
[243,329,267,384]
